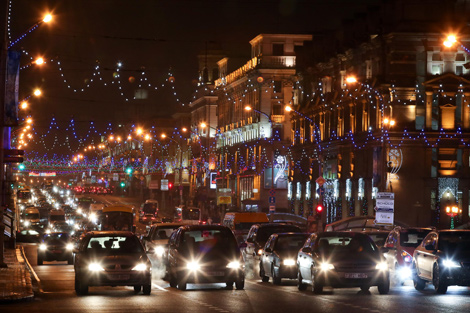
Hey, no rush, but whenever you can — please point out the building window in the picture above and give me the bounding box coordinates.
[272,43,284,56]
[273,81,282,93]
[456,65,463,76]
[346,179,352,200]
[306,181,311,200]
[358,178,364,199]
[296,182,302,200]
[240,176,254,201]
[288,182,293,200]
[431,64,442,75]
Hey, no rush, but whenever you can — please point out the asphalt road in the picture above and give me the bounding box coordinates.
[1,243,469,313]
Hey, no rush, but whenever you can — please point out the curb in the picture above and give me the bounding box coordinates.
[0,248,35,304]
[18,246,43,295]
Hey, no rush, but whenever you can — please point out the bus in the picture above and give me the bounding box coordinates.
[139,200,159,223]
[174,206,201,225]
[100,206,135,232]
[17,189,32,204]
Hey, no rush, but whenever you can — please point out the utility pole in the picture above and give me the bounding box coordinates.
[0,0,9,268]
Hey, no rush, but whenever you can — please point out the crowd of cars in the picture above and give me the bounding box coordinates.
[15,186,470,296]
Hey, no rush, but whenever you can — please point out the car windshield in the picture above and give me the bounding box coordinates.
[151,226,180,240]
[274,235,307,252]
[182,229,237,253]
[366,233,388,247]
[143,203,158,214]
[400,229,431,248]
[315,234,378,254]
[85,236,143,254]
[257,226,300,243]
[438,232,470,251]
[44,233,70,244]
[25,213,40,220]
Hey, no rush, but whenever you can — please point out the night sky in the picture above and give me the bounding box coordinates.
[9,0,376,153]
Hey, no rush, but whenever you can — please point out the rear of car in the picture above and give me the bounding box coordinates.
[223,212,268,244]
[167,225,245,290]
[74,231,152,295]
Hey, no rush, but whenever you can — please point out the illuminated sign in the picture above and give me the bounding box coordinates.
[28,172,56,177]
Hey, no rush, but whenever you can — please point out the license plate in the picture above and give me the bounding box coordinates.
[345,273,367,279]
[108,275,130,281]
[206,271,225,276]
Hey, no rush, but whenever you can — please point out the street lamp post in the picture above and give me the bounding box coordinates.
[161,133,184,206]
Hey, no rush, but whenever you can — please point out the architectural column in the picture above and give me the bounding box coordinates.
[463,92,470,129]
[425,91,433,129]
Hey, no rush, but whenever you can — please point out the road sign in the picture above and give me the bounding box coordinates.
[161,179,169,191]
[218,196,231,205]
[269,206,276,214]
[375,192,395,226]
[375,211,394,225]
[376,198,394,210]
[316,187,325,196]
[269,197,275,204]
[4,149,24,156]
[269,188,276,197]
[149,180,159,189]
[316,176,326,186]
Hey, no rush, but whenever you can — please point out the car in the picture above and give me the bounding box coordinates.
[260,232,309,284]
[37,232,74,265]
[412,229,470,294]
[362,230,390,248]
[382,227,433,285]
[297,232,390,294]
[142,223,186,272]
[167,225,245,291]
[73,231,152,295]
[243,223,302,262]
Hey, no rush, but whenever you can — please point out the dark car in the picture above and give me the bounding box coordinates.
[37,232,74,265]
[297,232,390,294]
[383,227,433,284]
[167,225,245,291]
[243,223,302,262]
[260,233,309,284]
[413,229,470,294]
[73,231,152,295]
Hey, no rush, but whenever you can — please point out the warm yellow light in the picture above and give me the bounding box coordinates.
[145,134,151,140]
[161,133,167,139]
[25,125,31,129]
[136,128,143,135]
[383,118,390,125]
[26,118,33,124]
[244,105,252,111]
[116,136,121,142]
[346,76,357,84]
[284,105,292,112]
[200,122,207,128]
[88,145,92,149]
[389,120,396,126]
[33,89,41,97]
[182,127,187,132]
[35,57,44,65]
[20,101,28,109]
[109,135,114,141]
[43,14,52,23]
[127,135,132,140]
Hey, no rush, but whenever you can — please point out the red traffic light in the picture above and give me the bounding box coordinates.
[168,182,173,189]
[315,204,324,214]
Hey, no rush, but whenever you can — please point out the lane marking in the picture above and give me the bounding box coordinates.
[153,283,169,291]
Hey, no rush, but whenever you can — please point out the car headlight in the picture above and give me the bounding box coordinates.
[375,262,388,271]
[88,263,105,271]
[66,243,74,251]
[443,259,460,268]
[24,221,30,227]
[186,261,201,271]
[154,246,165,257]
[319,263,335,271]
[132,263,148,271]
[227,261,240,269]
[397,266,412,280]
[258,249,263,255]
[283,259,296,266]
[39,244,47,251]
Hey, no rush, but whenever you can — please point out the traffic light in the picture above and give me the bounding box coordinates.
[125,167,132,175]
[168,182,173,189]
[120,182,126,188]
[315,204,324,217]
[18,164,25,171]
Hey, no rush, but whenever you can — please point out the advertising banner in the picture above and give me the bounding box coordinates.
[5,51,21,126]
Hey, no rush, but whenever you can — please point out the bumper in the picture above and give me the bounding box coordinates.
[40,250,73,261]
[79,270,151,287]
[177,267,244,284]
[278,265,298,279]
[442,268,470,286]
[316,270,389,288]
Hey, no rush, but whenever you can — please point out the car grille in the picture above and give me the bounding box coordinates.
[334,263,375,272]
[103,264,133,270]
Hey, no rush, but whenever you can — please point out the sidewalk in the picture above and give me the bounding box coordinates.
[0,247,34,303]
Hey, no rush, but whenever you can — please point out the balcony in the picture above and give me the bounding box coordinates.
[258,56,296,69]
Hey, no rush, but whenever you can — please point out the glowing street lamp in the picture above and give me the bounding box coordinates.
[20,101,28,109]
[345,76,358,84]
[443,34,457,48]
[33,89,42,97]
[136,128,143,135]
[43,14,53,23]
[35,57,44,65]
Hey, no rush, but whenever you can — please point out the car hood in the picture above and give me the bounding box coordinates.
[82,253,148,266]
[441,250,470,261]
[150,239,169,246]
[319,251,382,266]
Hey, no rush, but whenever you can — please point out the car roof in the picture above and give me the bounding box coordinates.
[256,223,300,228]
[85,231,135,237]
[272,232,309,237]
[180,225,229,231]
[436,229,470,234]
[152,223,186,228]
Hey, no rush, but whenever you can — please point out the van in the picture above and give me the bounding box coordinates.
[223,212,269,244]
[49,209,66,227]
[23,207,41,228]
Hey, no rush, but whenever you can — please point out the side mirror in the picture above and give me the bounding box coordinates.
[425,244,435,251]
[239,242,247,249]
[301,247,312,253]
[264,248,272,253]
